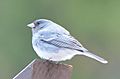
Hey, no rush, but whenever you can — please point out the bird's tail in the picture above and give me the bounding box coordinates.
[80,52,108,64]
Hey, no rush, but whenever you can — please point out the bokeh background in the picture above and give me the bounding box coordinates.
[0,0,120,79]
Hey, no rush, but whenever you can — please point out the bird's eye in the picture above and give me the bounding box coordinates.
[34,21,40,26]
[36,22,40,25]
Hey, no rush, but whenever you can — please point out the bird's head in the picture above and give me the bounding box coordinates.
[27,19,52,29]
[27,19,53,34]
[27,19,70,35]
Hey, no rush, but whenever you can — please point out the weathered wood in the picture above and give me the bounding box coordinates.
[13,59,73,79]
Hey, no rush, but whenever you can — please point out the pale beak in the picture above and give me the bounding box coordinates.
[27,23,35,28]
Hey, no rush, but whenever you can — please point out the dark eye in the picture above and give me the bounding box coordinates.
[36,22,40,25]
[34,21,40,26]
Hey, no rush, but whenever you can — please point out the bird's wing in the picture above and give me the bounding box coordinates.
[41,33,88,52]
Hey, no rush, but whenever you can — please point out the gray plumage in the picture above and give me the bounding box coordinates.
[27,19,108,64]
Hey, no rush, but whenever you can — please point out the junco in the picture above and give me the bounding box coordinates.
[27,19,108,64]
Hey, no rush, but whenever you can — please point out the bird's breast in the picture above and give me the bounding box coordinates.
[32,36,60,53]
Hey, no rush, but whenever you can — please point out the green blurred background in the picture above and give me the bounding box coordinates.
[0,0,120,79]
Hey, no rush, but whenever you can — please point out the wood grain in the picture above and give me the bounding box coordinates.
[13,59,72,79]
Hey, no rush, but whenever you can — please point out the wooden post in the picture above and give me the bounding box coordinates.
[13,59,73,79]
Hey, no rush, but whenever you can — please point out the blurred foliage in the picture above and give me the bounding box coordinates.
[0,0,120,79]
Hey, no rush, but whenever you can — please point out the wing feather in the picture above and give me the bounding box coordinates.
[41,33,88,52]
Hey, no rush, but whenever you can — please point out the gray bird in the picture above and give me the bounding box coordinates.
[27,19,108,64]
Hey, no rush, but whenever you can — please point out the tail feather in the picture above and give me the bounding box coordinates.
[81,52,108,64]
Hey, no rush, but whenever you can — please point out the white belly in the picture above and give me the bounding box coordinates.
[33,45,80,61]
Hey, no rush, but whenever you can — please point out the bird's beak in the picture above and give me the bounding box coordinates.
[27,23,35,28]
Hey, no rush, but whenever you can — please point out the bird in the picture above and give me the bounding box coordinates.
[27,19,108,64]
